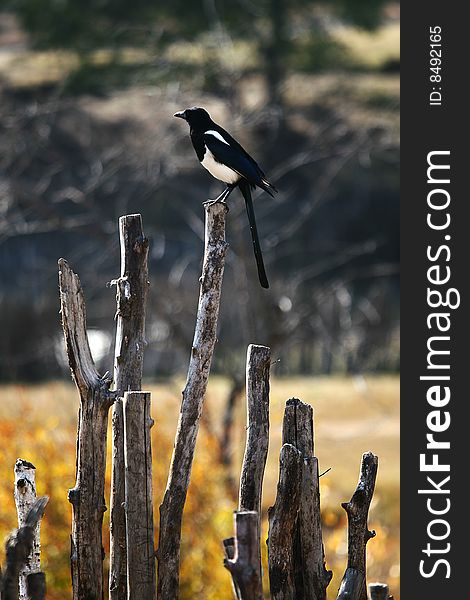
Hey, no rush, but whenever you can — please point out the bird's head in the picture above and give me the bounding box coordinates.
[173,107,212,128]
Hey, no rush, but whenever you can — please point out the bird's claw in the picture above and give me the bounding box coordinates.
[203,198,227,208]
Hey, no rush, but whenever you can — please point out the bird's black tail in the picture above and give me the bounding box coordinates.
[239,180,269,289]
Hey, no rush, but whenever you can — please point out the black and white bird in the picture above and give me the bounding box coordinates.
[174,106,276,289]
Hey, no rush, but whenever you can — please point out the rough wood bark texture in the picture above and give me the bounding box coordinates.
[238,344,270,598]
[223,537,239,600]
[282,398,332,600]
[224,511,263,600]
[109,214,149,600]
[157,201,228,600]
[123,391,156,599]
[239,345,271,515]
[267,444,303,600]
[336,452,378,600]
[14,459,42,600]
[58,258,114,600]
[368,582,390,600]
[1,497,48,600]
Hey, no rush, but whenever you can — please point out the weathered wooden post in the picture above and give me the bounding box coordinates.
[109,214,149,600]
[224,511,263,600]
[13,459,43,600]
[336,452,378,600]
[59,259,114,600]
[282,399,332,599]
[368,582,391,600]
[267,443,303,600]
[238,344,270,599]
[0,497,48,600]
[123,391,156,599]
[157,201,228,599]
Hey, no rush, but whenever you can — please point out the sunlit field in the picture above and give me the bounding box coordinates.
[0,375,399,599]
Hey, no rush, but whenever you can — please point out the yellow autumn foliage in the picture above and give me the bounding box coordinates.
[0,376,399,599]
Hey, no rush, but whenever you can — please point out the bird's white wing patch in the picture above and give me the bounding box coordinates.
[201,148,240,184]
[205,130,230,145]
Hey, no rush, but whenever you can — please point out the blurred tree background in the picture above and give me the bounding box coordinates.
[0,2,399,598]
[0,0,399,383]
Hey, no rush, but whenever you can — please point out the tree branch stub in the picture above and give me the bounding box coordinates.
[337,452,379,600]
[224,511,263,600]
[368,582,390,600]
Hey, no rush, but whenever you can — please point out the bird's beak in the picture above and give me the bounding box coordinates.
[173,111,186,119]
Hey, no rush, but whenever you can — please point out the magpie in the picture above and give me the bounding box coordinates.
[174,106,276,289]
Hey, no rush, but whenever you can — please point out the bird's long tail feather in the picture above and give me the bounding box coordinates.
[239,180,269,289]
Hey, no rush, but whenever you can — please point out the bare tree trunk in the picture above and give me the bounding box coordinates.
[109,214,149,600]
[58,259,114,600]
[14,460,42,600]
[265,0,287,110]
[123,391,156,599]
[1,497,48,600]
[157,201,228,600]
[267,444,303,600]
[238,344,270,599]
[282,399,332,599]
[224,511,263,600]
[336,452,378,600]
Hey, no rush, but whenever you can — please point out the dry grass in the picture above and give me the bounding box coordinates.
[0,375,399,598]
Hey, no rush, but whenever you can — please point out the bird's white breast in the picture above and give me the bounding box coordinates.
[201,147,240,184]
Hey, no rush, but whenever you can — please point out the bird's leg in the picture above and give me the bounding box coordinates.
[203,185,235,207]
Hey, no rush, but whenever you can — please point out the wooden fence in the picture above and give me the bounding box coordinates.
[0,208,393,600]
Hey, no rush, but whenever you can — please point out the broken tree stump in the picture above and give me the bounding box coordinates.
[282,399,332,600]
[1,497,48,600]
[336,452,378,600]
[14,459,43,600]
[224,511,263,600]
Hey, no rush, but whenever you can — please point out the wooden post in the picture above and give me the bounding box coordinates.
[14,459,42,600]
[368,582,390,600]
[223,537,240,600]
[157,201,228,600]
[58,259,114,600]
[123,391,156,599]
[267,444,303,600]
[1,497,48,600]
[282,399,332,599]
[110,214,149,600]
[238,344,270,600]
[26,573,46,600]
[224,511,263,600]
[336,452,378,600]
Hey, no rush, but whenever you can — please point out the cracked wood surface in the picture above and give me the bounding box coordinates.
[59,258,113,600]
[157,201,228,600]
